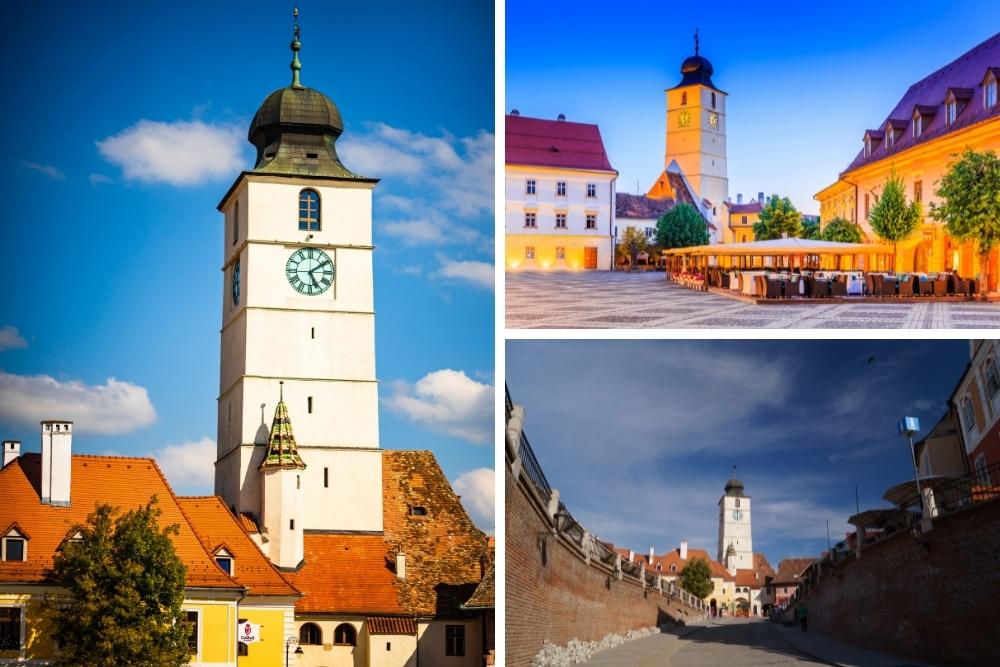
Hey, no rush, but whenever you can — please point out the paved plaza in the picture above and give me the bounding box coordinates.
[582,618,937,667]
[506,271,1000,329]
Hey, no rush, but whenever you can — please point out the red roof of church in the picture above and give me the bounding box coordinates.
[842,32,1000,174]
[505,114,616,172]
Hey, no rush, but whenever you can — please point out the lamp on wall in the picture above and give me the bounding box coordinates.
[285,637,303,667]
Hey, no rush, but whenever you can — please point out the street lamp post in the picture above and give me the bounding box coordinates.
[285,637,303,667]
[897,416,931,532]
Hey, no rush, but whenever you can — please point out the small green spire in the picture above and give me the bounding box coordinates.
[290,6,303,89]
[260,382,305,470]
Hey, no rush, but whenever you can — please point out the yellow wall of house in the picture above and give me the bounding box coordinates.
[815,116,1000,284]
[505,235,613,271]
[723,211,759,244]
[0,592,58,663]
[183,598,238,667]
[417,620,482,667]
[236,606,291,667]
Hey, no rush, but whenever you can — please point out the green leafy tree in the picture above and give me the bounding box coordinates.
[801,217,821,240]
[51,498,191,667]
[752,196,803,240]
[679,557,714,600]
[868,168,921,269]
[655,203,709,249]
[618,226,648,270]
[821,217,864,243]
[930,148,1000,294]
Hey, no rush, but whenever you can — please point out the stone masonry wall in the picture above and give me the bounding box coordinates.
[801,498,1000,667]
[506,464,702,667]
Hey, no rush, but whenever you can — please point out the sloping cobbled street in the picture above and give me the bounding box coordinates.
[506,271,1000,329]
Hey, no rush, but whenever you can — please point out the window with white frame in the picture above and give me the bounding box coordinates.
[0,607,21,650]
[585,214,596,229]
[555,247,565,260]
[526,179,536,195]
[524,212,536,228]
[864,137,872,157]
[214,547,234,575]
[986,357,1000,398]
[885,128,895,149]
[946,100,957,125]
[525,246,535,260]
[974,453,990,485]
[1,528,26,562]
[185,610,200,656]
[556,181,567,197]
[986,80,997,109]
[586,183,597,198]
[555,213,567,229]
[232,201,239,245]
[912,114,922,138]
[962,395,978,434]
[645,228,654,240]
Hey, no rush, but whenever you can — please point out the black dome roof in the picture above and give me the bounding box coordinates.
[248,86,343,145]
[677,53,717,88]
[725,478,746,497]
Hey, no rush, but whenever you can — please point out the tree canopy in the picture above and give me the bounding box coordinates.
[868,169,920,265]
[801,217,821,240]
[618,226,648,268]
[821,217,864,243]
[51,498,191,667]
[655,202,709,249]
[752,196,803,240]
[930,148,1000,290]
[679,557,714,600]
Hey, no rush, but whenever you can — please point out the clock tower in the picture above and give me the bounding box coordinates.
[717,469,753,571]
[214,13,384,544]
[650,30,729,233]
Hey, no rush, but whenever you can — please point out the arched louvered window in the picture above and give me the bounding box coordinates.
[334,623,356,646]
[986,357,1000,398]
[299,622,322,645]
[299,189,321,231]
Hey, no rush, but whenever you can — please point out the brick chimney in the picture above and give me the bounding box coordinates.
[41,421,72,506]
[2,440,20,468]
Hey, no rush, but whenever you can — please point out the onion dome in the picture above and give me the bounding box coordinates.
[675,29,718,89]
[260,383,305,470]
[725,467,746,497]
[246,8,366,180]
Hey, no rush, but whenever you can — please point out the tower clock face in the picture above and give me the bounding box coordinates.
[709,112,720,129]
[286,247,334,295]
[732,510,743,521]
[678,111,691,128]
[231,259,241,306]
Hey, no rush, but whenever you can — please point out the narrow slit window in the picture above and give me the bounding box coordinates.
[307,397,313,413]
[324,467,329,488]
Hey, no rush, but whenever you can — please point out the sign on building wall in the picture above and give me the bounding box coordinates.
[238,621,261,644]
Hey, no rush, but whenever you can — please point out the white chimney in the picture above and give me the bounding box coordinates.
[737,193,743,204]
[396,553,406,580]
[628,549,634,563]
[649,547,655,563]
[2,440,20,468]
[680,540,688,560]
[41,421,72,506]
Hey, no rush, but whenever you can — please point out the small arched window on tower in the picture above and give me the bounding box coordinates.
[681,91,687,106]
[711,92,717,109]
[233,201,239,245]
[735,498,740,508]
[299,189,321,231]
[334,623,357,646]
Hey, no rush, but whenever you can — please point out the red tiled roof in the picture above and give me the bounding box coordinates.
[463,553,494,610]
[0,454,239,590]
[772,557,815,585]
[616,192,675,220]
[176,496,299,598]
[237,512,259,534]
[505,114,615,172]
[754,552,775,579]
[735,569,760,587]
[651,547,734,582]
[367,616,417,635]
[843,33,1000,174]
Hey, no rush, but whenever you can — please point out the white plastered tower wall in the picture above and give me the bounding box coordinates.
[717,478,753,571]
[215,173,383,533]
[260,465,305,568]
[40,421,72,506]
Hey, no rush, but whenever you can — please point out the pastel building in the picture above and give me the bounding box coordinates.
[950,339,1000,476]
[723,193,765,245]
[505,112,618,270]
[814,33,1000,284]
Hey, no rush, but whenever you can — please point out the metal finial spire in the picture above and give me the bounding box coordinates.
[694,28,700,56]
[732,465,736,480]
[279,380,285,402]
[290,6,303,89]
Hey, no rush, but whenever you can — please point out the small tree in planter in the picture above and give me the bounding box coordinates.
[821,217,864,243]
[868,168,921,271]
[930,148,1000,296]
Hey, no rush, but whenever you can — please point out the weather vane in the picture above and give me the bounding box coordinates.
[694,28,700,56]
[290,6,303,88]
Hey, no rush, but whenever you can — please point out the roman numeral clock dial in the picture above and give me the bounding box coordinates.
[285,247,334,295]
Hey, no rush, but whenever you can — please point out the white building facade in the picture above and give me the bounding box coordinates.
[717,474,753,571]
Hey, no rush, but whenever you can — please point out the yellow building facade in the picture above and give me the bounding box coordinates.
[722,202,762,245]
[814,35,1000,287]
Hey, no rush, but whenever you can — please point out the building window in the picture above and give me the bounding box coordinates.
[524,212,536,228]
[913,115,922,138]
[298,189,321,231]
[711,92,717,109]
[525,246,535,260]
[681,91,687,106]
[300,622,322,645]
[974,453,991,485]
[670,564,677,572]
[556,181,567,197]
[324,467,329,488]
[987,358,1000,398]
[307,396,313,414]
[587,183,597,198]
[864,137,871,157]
[445,625,465,656]
[962,396,977,433]
[233,201,239,245]
[885,129,894,149]
[410,506,427,516]
[986,81,997,109]
[333,623,356,646]
[290,519,295,530]
[555,247,565,260]
[526,179,536,195]
[185,610,199,654]
[741,215,748,224]
[214,548,233,575]
[914,180,923,204]
[946,100,957,125]
[0,607,21,650]
[586,214,596,230]
[735,498,740,508]
[864,193,870,220]
[555,213,567,229]
[1,531,26,562]
[645,228,654,240]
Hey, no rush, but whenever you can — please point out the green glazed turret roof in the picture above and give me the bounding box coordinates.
[260,398,305,470]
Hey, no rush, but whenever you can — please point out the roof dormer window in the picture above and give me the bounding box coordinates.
[885,127,895,149]
[984,70,998,109]
[946,100,957,125]
[912,113,922,138]
[213,547,234,575]
[2,527,27,562]
[944,88,972,126]
[864,136,872,157]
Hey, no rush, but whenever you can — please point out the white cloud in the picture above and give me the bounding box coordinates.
[89,173,113,186]
[383,369,493,444]
[20,161,65,180]
[0,371,156,435]
[453,467,495,532]
[151,437,215,492]
[437,260,495,290]
[97,119,244,186]
[383,219,447,245]
[0,326,27,351]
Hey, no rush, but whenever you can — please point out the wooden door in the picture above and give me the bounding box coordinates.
[584,247,598,269]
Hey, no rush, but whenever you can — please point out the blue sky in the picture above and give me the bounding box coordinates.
[0,1,495,530]
[507,340,970,566]
[506,1,1000,214]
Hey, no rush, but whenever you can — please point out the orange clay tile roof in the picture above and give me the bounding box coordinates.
[462,552,494,610]
[237,512,259,534]
[285,533,404,614]
[367,616,417,635]
[735,569,761,587]
[176,496,299,598]
[382,450,488,618]
[754,552,775,579]
[773,557,815,585]
[0,454,238,591]
[652,547,735,582]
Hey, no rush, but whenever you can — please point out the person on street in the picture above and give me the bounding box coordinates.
[798,604,809,632]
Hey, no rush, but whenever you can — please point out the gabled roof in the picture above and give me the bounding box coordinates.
[0,454,239,590]
[368,616,417,635]
[505,114,616,172]
[616,192,675,220]
[843,32,1000,174]
[176,496,299,598]
[727,201,763,215]
[772,557,815,585]
[462,552,494,610]
[652,547,734,582]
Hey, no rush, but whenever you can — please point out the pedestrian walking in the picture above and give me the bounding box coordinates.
[798,604,808,632]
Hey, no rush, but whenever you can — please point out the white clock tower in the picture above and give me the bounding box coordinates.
[214,14,383,553]
[717,469,752,572]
